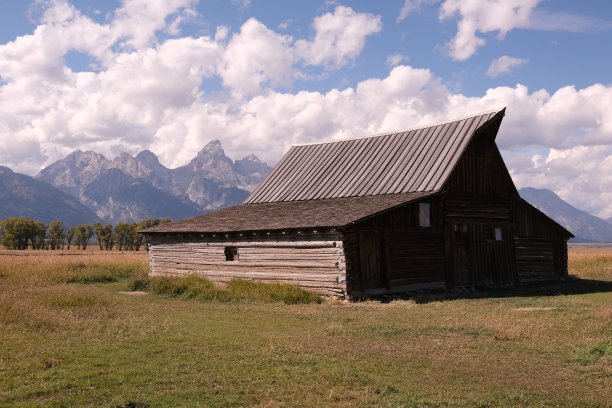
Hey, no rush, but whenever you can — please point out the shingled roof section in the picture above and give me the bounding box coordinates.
[246,109,505,204]
[142,191,438,234]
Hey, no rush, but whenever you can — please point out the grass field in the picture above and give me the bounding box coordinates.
[0,247,610,407]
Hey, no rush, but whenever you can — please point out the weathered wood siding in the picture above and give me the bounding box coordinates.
[444,195,517,287]
[343,197,445,296]
[444,124,516,199]
[148,233,347,296]
[442,129,519,287]
[513,200,568,281]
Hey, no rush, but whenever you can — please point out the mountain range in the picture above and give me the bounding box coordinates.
[0,140,271,224]
[0,166,99,225]
[1,146,611,243]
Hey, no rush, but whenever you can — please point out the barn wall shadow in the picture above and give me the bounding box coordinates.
[366,277,612,304]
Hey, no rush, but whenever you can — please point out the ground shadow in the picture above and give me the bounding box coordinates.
[366,277,612,304]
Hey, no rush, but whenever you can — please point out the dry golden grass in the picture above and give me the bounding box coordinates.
[0,247,610,407]
[568,245,612,280]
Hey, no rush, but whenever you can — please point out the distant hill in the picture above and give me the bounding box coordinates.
[0,166,99,226]
[519,187,612,243]
[35,141,272,223]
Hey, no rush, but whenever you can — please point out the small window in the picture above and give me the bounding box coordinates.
[225,246,238,261]
[488,227,503,241]
[419,202,431,227]
[494,227,503,241]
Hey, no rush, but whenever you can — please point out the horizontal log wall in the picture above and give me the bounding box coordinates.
[514,237,555,281]
[148,234,347,296]
[513,200,569,281]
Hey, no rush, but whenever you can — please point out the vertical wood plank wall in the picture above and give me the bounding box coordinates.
[148,233,347,296]
[444,196,517,287]
[343,198,445,296]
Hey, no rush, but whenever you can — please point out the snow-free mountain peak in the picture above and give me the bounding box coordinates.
[34,141,272,223]
[1,167,99,225]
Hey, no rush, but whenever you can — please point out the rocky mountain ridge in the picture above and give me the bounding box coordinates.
[35,141,272,223]
[0,166,100,225]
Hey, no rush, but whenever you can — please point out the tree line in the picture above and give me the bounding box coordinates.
[0,217,170,251]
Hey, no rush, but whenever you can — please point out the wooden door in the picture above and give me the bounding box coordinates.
[359,230,382,289]
[452,225,472,287]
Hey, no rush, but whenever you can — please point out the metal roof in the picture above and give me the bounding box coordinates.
[143,191,438,234]
[246,109,505,203]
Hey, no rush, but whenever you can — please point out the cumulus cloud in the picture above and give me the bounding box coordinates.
[397,0,439,23]
[438,0,611,60]
[295,6,382,69]
[486,55,528,77]
[1,1,612,217]
[439,0,538,60]
[219,18,293,98]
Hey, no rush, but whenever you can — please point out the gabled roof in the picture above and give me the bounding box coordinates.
[246,109,505,204]
[143,191,438,233]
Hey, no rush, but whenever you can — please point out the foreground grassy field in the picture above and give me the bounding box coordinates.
[0,248,610,407]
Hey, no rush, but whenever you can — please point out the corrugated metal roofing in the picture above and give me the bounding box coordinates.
[143,191,438,233]
[246,109,505,203]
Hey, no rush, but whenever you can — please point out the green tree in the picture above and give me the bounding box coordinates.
[31,221,46,250]
[94,223,114,250]
[75,224,94,250]
[66,227,76,250]
[114,222,138,251]
[0,217,45,250]
[47,220,65,250]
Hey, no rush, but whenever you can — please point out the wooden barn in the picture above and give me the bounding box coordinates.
[142,108,573,297]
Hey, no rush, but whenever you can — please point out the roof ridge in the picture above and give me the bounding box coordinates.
[293,107,505,147]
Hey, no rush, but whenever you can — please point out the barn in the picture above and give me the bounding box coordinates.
[142,108,573,297]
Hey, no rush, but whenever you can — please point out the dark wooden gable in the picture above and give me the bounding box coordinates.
[443,110,517,199]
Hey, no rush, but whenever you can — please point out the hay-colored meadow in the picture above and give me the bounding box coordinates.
[0,247,610,407]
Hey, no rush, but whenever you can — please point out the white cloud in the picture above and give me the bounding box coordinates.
[386,53,409,67]
[438,0,612,60]
[111,0,197,49]
[439,0,539,60]
[295,6,382,69]
[397,0,439,23]
[1,1,612,217]
[219,18,294,98]
[486,55,528,77]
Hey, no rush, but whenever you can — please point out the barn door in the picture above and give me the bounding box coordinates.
[452,224,472,287]
[359,230,382,290]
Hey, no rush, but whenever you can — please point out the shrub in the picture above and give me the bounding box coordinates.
[128,275,322,304]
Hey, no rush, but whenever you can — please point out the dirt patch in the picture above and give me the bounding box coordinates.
[512,307,556,311]
[118,291,148,296]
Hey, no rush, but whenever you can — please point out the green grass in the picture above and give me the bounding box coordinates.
[129,275,322,304]
[0,250,610,407]
[65,262,141,284]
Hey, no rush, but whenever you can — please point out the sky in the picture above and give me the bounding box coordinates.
[0,0,611,218]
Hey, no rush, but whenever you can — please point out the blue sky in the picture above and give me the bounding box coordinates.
[0,0,611,217]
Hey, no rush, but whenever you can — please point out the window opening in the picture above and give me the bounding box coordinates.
[419,202,431,227]
[225,246,238,261]
[494,227,503,241]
